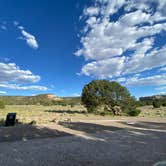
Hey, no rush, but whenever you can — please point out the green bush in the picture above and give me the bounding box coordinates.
[0,101,5,109]
[127,109,141,116]
[0,119,5,126]
[98,112,105,116]
[152,101,161,108]
[162,103,166,107]
[29,120,37,125]
[99,111,114,116]
[136,101,146,107]
[70,103,75,107]
[60,103,67,106]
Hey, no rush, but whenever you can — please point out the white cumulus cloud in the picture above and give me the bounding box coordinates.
[0,91,7,94]
[125,74,166,86]
[0,62,47,91]
[0,63,40,84]
[0,84,47,91]
[76,0,166,88]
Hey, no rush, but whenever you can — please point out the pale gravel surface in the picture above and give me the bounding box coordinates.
[0,120,166,166]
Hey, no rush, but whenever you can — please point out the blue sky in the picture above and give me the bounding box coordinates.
[0,0,166,98]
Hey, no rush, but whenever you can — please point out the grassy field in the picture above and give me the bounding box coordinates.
[0,105,87,125]
[138,105,166,117]
[0,105,166,125]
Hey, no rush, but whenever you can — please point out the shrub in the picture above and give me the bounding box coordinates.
[152,101,161,108]
[100,112,106,116]
[127,109,141,116]
[0,119,5,126]
[70,103,75,107]
[29,120,37,125]
[60,103,67,106]
[0,101,5,109]
[136,101,146,107]
[162,103,166,107]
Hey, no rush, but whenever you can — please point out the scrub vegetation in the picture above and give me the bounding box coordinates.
[0,80,165,126]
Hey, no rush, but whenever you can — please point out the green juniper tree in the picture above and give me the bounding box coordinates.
[81,80,140,116]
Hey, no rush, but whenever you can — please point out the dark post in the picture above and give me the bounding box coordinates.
[5,113,17,127]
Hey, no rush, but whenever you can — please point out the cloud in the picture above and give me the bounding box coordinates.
[71,93,81,97]
[159,66,166,72]
[0,84,47,91]
[119,10,151,26]
[0,62,47,91]
[1,25,7,31]
[124,44,166,75]
[155,86,166,91]
[0,63,40,84]
[116,77,126,83]
[125,74,166,86]
[81,56,125,78]
[83,7,100,16]
[1,21,7,31]
[0,91,7,94]
[3,58,10,62]
[0,58,10,63]
[76,0,166,85]
[20,29,39,49]
[14,21,19,26]
[15,22,39,49]
[158,92,166,95]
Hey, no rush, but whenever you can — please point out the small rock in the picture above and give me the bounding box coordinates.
[22,137,27,141]
[126,122,136,125]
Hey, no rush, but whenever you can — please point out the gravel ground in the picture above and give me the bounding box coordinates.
[0,120,166,166]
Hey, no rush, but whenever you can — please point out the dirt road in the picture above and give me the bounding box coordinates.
[0,119,166,166]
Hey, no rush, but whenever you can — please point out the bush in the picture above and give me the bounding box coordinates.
[29,120,37,125]
[136,101,146,107]
[0,119,5,126]
[70,103,75,107]
[162,103,166,107]
[100,112,106,116]
[100,111,114,116]
[127,109,141,116]
[0,101,5,109]
[152,101,161,108]
[60,103,67,106]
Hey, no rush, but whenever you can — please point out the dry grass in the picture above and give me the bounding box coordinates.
[138,105,166,117]
[0,105,165,125]
[0,105,88,124]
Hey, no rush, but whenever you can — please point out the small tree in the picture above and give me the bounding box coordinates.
[162,103,166,107]
[81,80,137,115]
[127,109,141,116]
[0,101,5,109]
[152,100,161,108]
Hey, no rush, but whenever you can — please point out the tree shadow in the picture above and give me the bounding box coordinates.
[0,120,72,143]
[58,121,122,133]
[0,119,5,126]
[0,119,165,166]
[119,121,166,130]
[58,121,166,144]
[45,109,86,114]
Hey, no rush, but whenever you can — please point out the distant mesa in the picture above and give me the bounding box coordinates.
[0,93,63,105]
[36,94,62,101]
[140,95,166,101]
